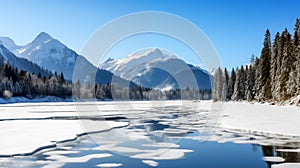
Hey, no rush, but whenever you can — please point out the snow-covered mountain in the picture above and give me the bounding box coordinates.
[0,45,51,77]
[0,32,94,80]
[0,33,135,86]
[100,48,212,90]
[0,37,20,51]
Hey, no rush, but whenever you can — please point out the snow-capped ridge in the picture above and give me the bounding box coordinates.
[99,48,212,90]
[32,32,53,44]
[128,48,163,59]
[144,48,163,57]
[5,32,91,80]
[0,32,134,85]
[0,44,52,76]
[0,37,19,51]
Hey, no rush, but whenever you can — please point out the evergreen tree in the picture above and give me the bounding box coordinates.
[295,18,300,95]
[224,68,229,100]
[227,68,236,100]
[59,72,65,84]
[254,57,260,99]
[245,65,255,101]
[250,54,255,63]
[257,29,272,100]
[232,66,246,100]
[270,32,281,100]
[213,67,225,101]
[280,29,295,100]
[286,19,300,97]
[38,72,42,78]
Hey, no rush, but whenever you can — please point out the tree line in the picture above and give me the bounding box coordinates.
[0,57,211,100]
[73,82,211,100]
[213,18,300,103]
[0,57,72,99]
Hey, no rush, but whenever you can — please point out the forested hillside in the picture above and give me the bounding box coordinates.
[0,56,72,99]
[213,18,300,105]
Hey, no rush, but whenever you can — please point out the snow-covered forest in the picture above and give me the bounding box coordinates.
[0,58,73,99]
[213,18,300,105]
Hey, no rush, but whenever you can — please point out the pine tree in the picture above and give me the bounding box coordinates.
[293,18,300,96]
[213,67,225,102]
[254,57,260,99]
[270,32,281,100]
[232,66,246,100]
[224,68,229,100]
[250,54,255,63]
[280,29,295,100]
[59,72,65,84]
[257,29,272,101]
[245,65,255,101]
[227,68,236,100]
[38,72,42,78]
[295,19,300,95]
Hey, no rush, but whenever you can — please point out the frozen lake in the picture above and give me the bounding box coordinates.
[0,101,299,168]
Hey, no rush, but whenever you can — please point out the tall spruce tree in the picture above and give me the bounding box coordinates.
[270,32,281,100]
[287,21,299,97]
[280,29,295,100]
[213,67,225,101]
[245,65,255,101]
[224,68,229,100]
[232,66,246,100]
[254,57,260,99]
[292,18,300,96]
[257,29,272,101]
[295,18,300,95]
[227,68,236,100]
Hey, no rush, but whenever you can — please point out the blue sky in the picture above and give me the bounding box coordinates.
[0,0,299,69]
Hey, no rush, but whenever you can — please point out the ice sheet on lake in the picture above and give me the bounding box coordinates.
[43,150,80,155]
[46,153,112,163]
[96,163,122,167]
[0,118,128,156]
[263,156,285,162]
[142,160,159,167]
[131,149,193,160]
[272,163,300,168]
[277,148,300,153]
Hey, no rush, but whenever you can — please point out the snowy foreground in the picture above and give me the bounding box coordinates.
[221,101,300,137]
[0,100,299,167]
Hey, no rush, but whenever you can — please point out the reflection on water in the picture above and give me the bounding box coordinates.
[262,145,300,168]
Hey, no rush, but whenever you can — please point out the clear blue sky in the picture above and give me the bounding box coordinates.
[1,0,299,69]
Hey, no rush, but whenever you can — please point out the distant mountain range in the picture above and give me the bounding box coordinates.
[100,48,212,90]
[0,33,212,90]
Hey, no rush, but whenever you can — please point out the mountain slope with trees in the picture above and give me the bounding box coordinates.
[0,45,51,77]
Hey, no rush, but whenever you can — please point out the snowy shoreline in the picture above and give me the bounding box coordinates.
[221,101,300,138]
[0,96,73,104]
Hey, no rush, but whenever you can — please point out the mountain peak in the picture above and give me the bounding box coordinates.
[32,32,53,44]
[0,37,18,50]
[147,48,163,56]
